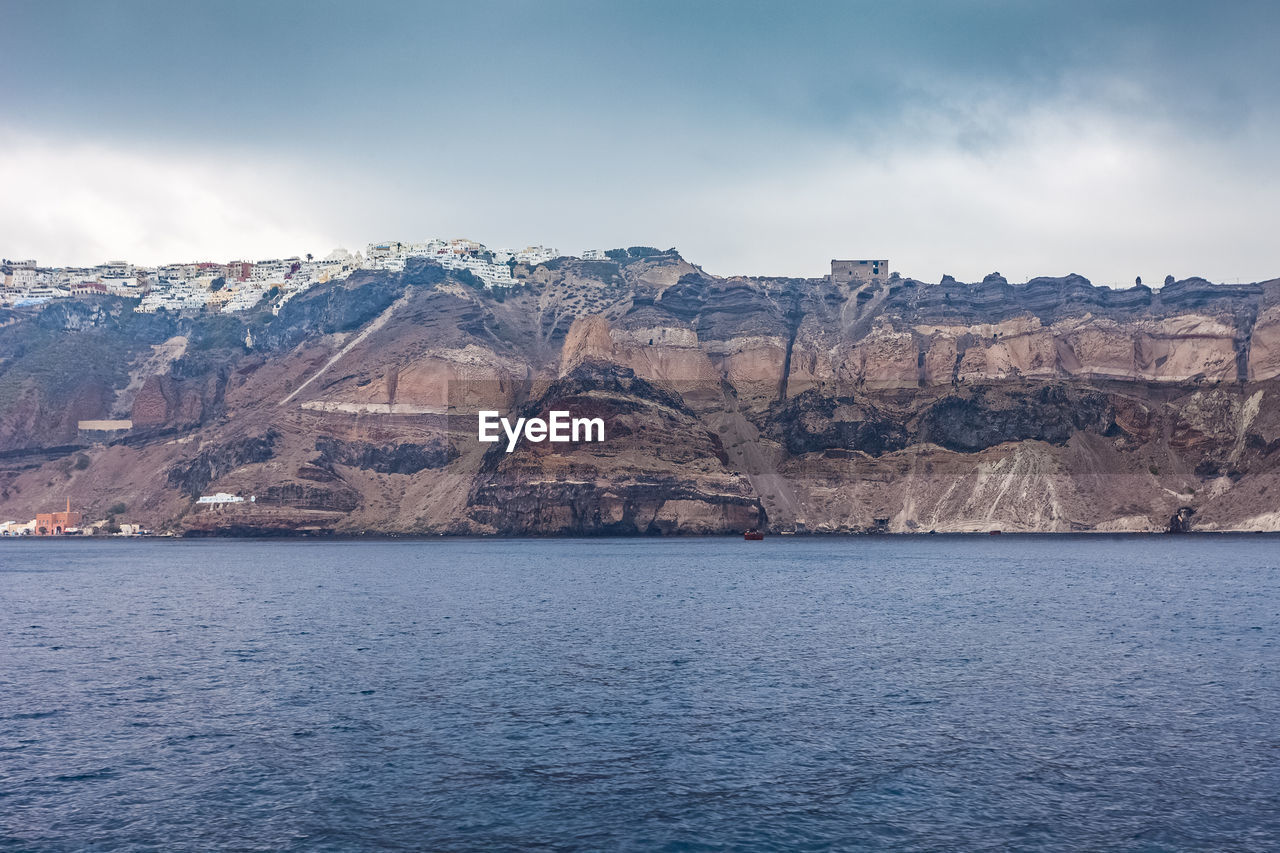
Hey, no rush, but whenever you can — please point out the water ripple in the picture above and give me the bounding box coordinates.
[0,536,1277,851]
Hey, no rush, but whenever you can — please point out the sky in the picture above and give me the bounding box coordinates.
[2,0,1278,284]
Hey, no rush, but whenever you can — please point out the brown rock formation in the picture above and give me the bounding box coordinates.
[3,258,1280,535]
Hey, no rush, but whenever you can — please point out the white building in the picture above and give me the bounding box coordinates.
[101,275,140,295]
[196,492,253,505]
[0,520,33,536]
[7,268,38,290]
[221,286,267,313]
[515,245,560,265]
[97,260,134,278]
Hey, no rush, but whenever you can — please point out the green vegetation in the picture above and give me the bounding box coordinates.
[607,247,653,261]
[1149,465,1160,475]
[108,502,127,515]
[74,454,90,470]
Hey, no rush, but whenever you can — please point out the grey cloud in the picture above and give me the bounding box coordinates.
[1,1,1277,282]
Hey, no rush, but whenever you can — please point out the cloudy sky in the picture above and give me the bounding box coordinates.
[2,0,1277,284]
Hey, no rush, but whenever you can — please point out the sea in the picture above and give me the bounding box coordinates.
[1,536,1277,852]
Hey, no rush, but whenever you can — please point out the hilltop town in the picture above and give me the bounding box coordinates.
[1,239,600,314]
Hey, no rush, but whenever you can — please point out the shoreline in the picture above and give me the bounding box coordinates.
[6,529,1280,542]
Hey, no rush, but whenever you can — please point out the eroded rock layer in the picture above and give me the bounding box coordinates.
[3,252,1280,535]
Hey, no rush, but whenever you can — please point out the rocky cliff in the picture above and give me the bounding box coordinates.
[3,250,1280,535]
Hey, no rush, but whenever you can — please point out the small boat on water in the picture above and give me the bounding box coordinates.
[744,528,764,541]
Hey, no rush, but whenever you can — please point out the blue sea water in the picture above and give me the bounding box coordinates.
[1,536,1277,852]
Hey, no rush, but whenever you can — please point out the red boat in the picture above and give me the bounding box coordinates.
[744,528,764,540]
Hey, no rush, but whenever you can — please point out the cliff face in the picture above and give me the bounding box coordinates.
[3,252,1280,535]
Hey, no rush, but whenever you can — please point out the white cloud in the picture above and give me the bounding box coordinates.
[0,135,352,266]
[2,103,1276,290]
[668,107,1280,285]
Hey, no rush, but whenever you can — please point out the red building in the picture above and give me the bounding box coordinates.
[35,499,82,535]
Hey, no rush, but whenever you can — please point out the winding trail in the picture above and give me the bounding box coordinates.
[279,289,412,407]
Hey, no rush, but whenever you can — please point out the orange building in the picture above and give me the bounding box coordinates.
[36,499,82,535]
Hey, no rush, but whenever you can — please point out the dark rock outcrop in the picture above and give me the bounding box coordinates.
[769,390,909,456]
[255,482,360,513]
[166,430,280,497]
[1167,506,1195,533]
[916,387,1117,453]
[315,437,456,474]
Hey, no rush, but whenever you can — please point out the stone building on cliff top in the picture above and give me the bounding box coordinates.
[831,258,889,285]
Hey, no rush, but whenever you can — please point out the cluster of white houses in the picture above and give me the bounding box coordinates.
[0,238,602,314]
[3,245,897,315]
[362,239,580,288]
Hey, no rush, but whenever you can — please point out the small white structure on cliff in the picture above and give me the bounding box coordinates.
[196,493,254,505]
